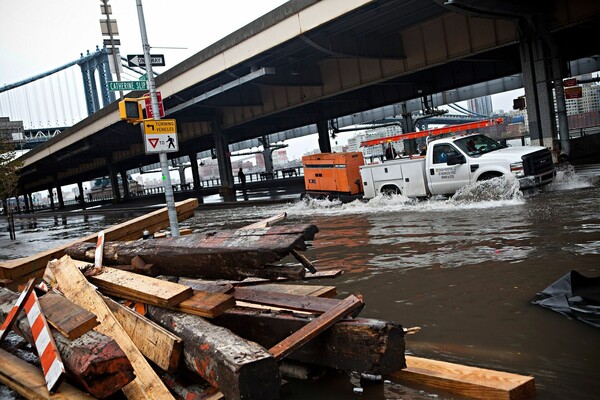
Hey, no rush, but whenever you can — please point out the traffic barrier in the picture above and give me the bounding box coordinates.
[23,288,66,392]
[0,278,35,341]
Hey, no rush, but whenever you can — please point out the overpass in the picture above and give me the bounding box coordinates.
[13,0,600,207]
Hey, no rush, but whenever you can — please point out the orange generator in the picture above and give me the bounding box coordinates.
[301,152,365,198]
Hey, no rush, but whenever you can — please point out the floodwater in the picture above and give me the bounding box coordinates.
[1,164,599,400]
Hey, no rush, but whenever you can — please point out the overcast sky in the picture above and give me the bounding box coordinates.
[0,0,523,160]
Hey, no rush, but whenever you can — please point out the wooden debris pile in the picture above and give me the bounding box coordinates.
[0,198,536,400]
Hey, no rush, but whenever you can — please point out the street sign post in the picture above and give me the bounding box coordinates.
[143,119,178,153]
[127,54,165,68]
[144,91,164,118]
[108,81,148,91]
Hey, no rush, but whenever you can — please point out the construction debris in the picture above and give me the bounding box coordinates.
[0,201,536,400]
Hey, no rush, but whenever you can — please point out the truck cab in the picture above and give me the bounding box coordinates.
[425,134,555,195]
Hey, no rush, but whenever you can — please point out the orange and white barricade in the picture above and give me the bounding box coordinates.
[0,278,35,342]
[23,288,66,392]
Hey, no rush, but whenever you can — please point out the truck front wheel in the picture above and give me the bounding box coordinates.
[477,172,503,181]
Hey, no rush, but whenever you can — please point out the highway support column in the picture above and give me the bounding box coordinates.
[188,152,204,204]
[518,17,568,162]
[317,120,332,153]
[212,119,235,201]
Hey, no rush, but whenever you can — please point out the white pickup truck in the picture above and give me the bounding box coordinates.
[360,133,556,199]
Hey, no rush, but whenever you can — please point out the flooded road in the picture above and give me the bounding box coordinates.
[1,164,599,399]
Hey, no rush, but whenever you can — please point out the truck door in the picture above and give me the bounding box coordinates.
[427,143,470,195]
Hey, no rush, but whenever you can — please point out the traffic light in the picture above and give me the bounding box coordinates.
[119,98,143,124]
[513,96,526,110]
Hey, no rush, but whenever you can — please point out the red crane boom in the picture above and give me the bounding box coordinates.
[360,118,504,147]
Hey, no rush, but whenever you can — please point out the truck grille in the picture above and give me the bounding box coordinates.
[522,149,554,176]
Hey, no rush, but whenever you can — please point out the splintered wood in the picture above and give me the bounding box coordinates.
[49,255,176,400]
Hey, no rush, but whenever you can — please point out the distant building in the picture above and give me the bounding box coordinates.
[467,95,493,116]
[563,73,600,115]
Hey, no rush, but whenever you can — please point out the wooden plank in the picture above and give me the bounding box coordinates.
[162,290,235,319]
[0,198,198,280]
[87,266,193,307]
[303,269,344,279]
[0,348,94,399]
[248,283,338,298]
[240,213,287,229]
[289,249,317,273]
[268,294,364,360]
[39,292,99,340]
[103,295,183,373]
[234,287,363,314]
[391,355,536,400]
[48,255,176,400]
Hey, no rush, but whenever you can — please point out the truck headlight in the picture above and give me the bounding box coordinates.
[510,162,524,177]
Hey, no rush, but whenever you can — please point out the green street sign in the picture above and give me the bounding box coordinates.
[108,81,148,91]
[139,73,148,81]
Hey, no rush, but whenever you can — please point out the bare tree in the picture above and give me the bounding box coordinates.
[0,134,22,239]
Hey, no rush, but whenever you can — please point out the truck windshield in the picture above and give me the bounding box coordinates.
[455,134,502,156]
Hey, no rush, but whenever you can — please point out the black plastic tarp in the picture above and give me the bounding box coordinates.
[531,270,600,328]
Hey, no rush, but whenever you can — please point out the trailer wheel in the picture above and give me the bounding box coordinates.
[381,186,401,198]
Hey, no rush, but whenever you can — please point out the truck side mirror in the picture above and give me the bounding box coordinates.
[447,154,466,165]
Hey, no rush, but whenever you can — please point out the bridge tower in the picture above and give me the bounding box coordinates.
[79,47,115,115]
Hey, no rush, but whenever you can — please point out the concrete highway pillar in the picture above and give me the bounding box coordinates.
[187,152,204,204]
[119,171,130,200]
[106,156,121,203]
[212,119,235,201]
[518,19,559,159]
[23,194,30,213]
[48,188,55,210]
[55,185,64,209]
[77,181,86,207]
[316,120,332,153]
[27,193,34,213]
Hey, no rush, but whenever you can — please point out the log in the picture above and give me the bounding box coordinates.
[49,255,175,400]
[146,305,282,400]
[0,198,198,280]
[213,307,406,375]
[0,348,94,399]
[0,287,134,399]
[390,355,536,400]
[64,224,319,279]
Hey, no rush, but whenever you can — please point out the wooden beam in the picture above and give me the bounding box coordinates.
[234,287,364,315]
[64,224,319,279]
[214,308,406,375]
[103,295,183,373]
[269,294,364,360]
[0,287,135,398]
[49,255,175,400]
[87,267,193,307]
[390,356,536,400]
[39,292,99,340]
[0,198,198,280]
[163,290,236,319]
[146,305,282,400]
[240,213,287,229]
[0,348,93,400]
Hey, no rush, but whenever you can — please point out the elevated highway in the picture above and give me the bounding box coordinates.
[15,0,600,205]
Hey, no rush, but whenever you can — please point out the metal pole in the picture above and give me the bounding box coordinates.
[135,0,180,237]
[102,0,123,99]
